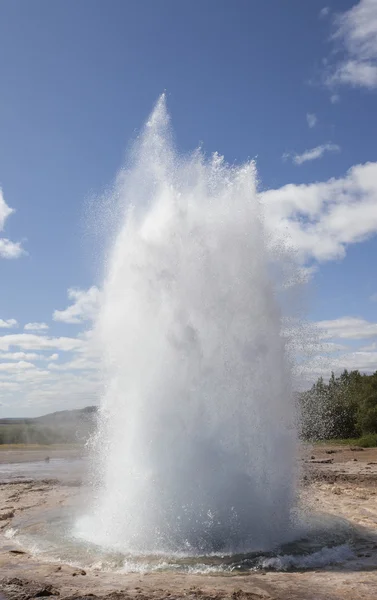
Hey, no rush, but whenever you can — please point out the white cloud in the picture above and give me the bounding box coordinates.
[294,316,377,383]
[338,350,377,372]
[24,322,49,331]
[319,6,330,19]
[0,238,24,259]
[359,342,377,351]
[327,0,377,89]
[53,286,100,324]
[0,361,36,372]
[316,316,377,340]
[0,333,84,352]
[0,351,59,361]
[298,349,377,381]
[283,143,340,165]
[5,153,377,412]
[0,189,25,259]
[369,292,377,302]
[0,320,102,414]
[0,319,18,329]
[0,190,13,230]
[261,161,377,262]
[0,328,100,415]
[306,113,317,128]
[330,93,340,103]
[330,59,377,88]
[48,355,99,372]
[0,365,101,416]
[0,381,20,391]
[0,352,41,361]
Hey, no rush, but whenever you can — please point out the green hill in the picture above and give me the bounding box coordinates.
[0,406,98,445]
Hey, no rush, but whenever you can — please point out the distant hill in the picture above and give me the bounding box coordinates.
[0,406,98,445]
[34,405,98,425]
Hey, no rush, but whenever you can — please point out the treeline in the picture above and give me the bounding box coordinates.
[299,369,377,442]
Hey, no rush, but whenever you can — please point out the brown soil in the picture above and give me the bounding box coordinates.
[1,445,377,600]
[0,446,82,465]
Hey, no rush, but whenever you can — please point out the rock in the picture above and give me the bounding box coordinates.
[0,509,15,520]
[350,446,364,451]
[62,596,97,600]
[0,577,59,599]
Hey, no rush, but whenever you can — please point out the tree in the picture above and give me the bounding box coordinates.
[299,369,377,440]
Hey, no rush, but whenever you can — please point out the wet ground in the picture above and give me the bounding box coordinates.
[0,458,85,483]
[1,445,377,599]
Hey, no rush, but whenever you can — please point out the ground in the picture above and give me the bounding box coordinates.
[0,445,377,600]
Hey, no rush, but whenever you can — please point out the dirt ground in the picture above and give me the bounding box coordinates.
[0,445,82,464]
[1,445,377,600]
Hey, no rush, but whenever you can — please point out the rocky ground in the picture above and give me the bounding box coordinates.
[1,445,377,600]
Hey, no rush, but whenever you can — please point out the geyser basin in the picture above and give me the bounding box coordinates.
[9,503,356,574]
[79,95,300,555]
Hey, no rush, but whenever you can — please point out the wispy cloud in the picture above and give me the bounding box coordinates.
[0,334,83,352]
[326,0,377,89]
[319,6,330,19]
[0,189,25,259]
[53,287,100,324]
[330,60,377,88]
[316,316,377,340]
[0,351,58,361]
[261,161,377,263]
[6,153,377,413]
[359,342,377,351]
[295,315,377,383]
[283,143,340,165]
[0,193,13,230]
[0,319,18,329]
[0,361,37,372]
[0,325,100,415]
[0,239,25,259]
[24,322,49,331]
[306,113,317,128]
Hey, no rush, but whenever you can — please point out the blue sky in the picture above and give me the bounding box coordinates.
[1,0,377,416]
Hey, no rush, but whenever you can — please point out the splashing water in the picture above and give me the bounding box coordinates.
[78,95,298,556]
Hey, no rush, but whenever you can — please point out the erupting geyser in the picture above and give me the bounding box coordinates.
[79,95,298,556]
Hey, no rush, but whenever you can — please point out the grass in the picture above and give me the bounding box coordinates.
[0,443,80,451]
[315,433,377,448]
[0,422,90,445]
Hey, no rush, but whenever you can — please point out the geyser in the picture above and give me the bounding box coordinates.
[80,95,298,555]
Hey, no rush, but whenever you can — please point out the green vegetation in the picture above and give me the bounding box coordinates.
[316,434,377,448]
[299,370,377,445]
[0,424,79,445]
[3,377,377,448]
[0,406,97,445]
